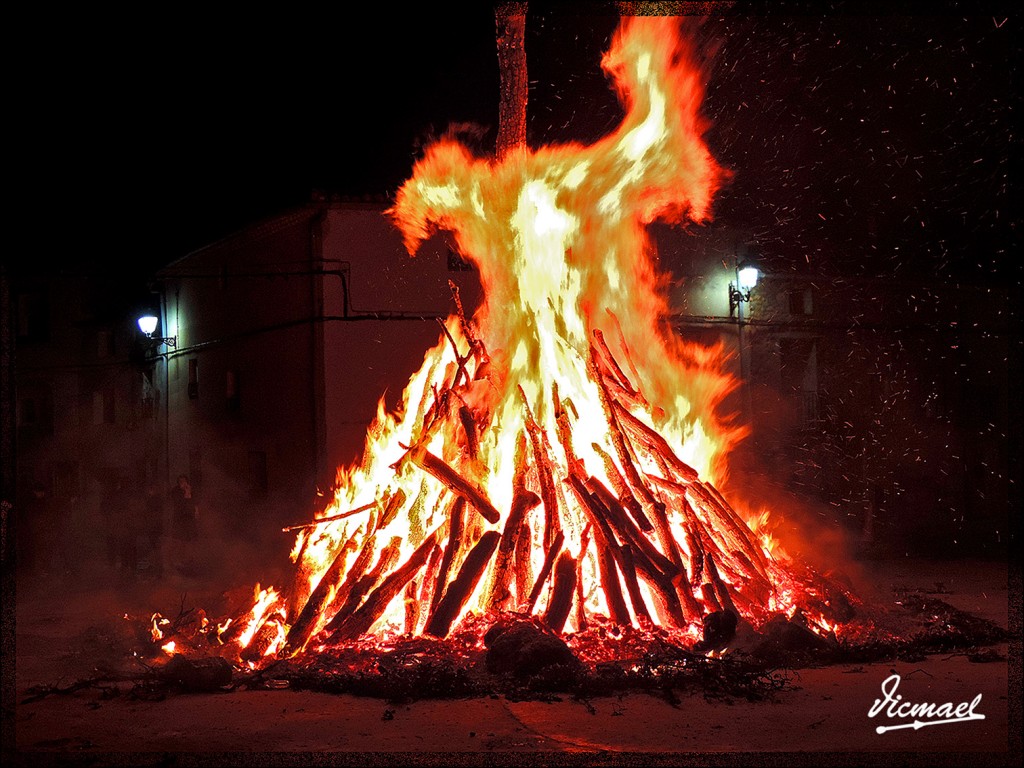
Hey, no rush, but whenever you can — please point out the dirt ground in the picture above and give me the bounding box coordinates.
[6,555,1020,766]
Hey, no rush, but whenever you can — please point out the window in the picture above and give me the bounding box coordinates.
[188,359,199,400]
[248,450,268,497]
[788,287,813,316]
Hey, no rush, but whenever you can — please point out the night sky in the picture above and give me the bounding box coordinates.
[17,4,1019,290]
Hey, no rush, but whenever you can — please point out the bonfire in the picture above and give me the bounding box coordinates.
[152,15,861,671]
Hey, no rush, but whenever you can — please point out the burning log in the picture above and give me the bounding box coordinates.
[588,443,653,532]
[407,445,501,524]
[701,583,722,612]
[569,476,685,627]
[377,489,409,532]
[565,476,630,626]
[322,537,401,636]
[595,532,631,627]
[683,522,705,591]
[543,551,578,633]
[585,477,677,579]
[458,404,480,459]
[575,523,592,632]
[329,528,441,641]
[519,387,562,549]
[617,544,651,625]
[485,487,541,611]
[525,529,565,614]
[281,527,362,655]
[612,402,698,484]
[240,619,285,664]
[705,553,738,618]
[405,580,420,635]
[280,500,378,533]
[418,541,443,618]
[430,497,466,614]
[553,387,587,481]
[425,530,502,638]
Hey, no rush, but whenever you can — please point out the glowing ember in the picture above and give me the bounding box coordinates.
[198,15,858,665]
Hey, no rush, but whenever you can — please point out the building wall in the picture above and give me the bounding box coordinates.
[13,272,160,571]
[319,204,483,479]
[157,202,485,541]
[159,209,324,538]
[653,224,1012,556]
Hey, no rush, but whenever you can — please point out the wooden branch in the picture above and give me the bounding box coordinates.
[673,569,704,624]
[485,487,541,611]
[405,580,421,636]
[575,523,592,632]
[567,475,683,628]
[281,528,360,654]
[705,553,738,617]
[592,328,638,399]
[519,387,561,549]
[323,537,401,635]
[604,309,649,410]
[448,280,484,362]
[377,489,409,532]
[701,582,722,612]
[513,512,533,608]
[596,531,631,627]
[585,477,677,578]
[281,501,377,533]
[554,394,586,481]
[283,534,313,626]
[430,497,466,614]
[588,444,653,532]
[418,542,443,620]
[683,522,705,590]
[408,445,501,524]
[543,551,578,633]
[437,317,471,389]
[330,529,441,641]
[458,405,479,460]
[526,530,564,614]
[425,530,502,638]
[618,544,651,624]
[613,403,699,484]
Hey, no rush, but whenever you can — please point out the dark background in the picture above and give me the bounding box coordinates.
[13,3,1019,287]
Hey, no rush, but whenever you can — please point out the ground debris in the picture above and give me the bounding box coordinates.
[32,597,1005,706]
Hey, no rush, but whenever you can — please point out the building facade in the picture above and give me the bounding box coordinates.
[9,203,1013,575]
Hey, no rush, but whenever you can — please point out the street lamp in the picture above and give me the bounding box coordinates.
[137,314,176,348]
[729,259,760,316]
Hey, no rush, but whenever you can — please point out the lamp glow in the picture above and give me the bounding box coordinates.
[138,315,159,336]
[737,265,760,291]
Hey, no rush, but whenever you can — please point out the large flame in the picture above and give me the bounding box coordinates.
[204,16,856,662]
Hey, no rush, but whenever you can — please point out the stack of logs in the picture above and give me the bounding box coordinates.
[237,291,849,660]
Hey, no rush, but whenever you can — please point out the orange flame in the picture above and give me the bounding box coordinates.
[214,15,855,659]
